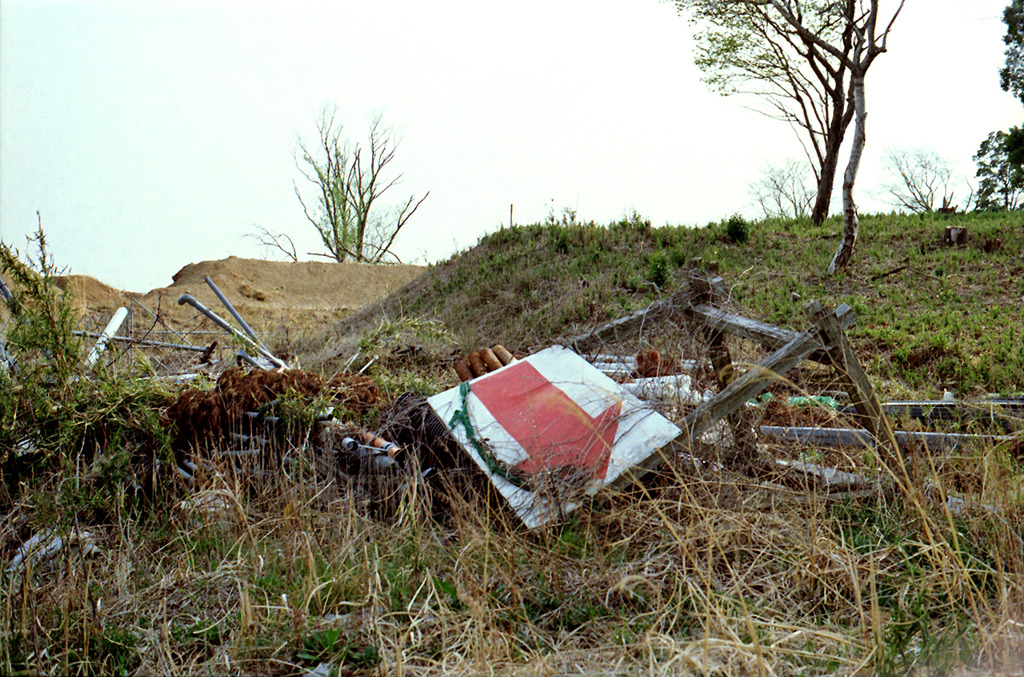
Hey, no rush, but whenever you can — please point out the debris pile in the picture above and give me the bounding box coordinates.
[4,264,1021,532]
[162,366,379,452]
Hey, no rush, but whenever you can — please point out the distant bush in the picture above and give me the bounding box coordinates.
[725,214,750,244]
[615,209,652,233]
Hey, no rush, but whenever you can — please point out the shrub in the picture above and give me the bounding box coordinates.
[725,214,751,243]
[646,251,671,288]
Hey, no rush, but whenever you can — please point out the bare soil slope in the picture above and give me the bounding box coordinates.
[57,257,426,329]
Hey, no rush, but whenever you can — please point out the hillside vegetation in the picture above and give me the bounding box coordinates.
[327,210,1024,398]
[2,212,1023,676]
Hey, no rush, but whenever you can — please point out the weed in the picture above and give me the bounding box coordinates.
[646,251,671,288]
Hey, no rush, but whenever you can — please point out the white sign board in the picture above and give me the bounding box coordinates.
[427,346,681,527]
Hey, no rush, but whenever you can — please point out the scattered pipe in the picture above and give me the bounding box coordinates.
[623,375,712,405]
[467,352,487,377]
[357,355,378,375]
[203,276,264,348]
[480,348,502,371]
[341,436,397,470]
[178,293,286,368]
[454,360,474,382]
[85,307,128,368]
[236,351,277,370]
[72,332,212,352]
[760,425,1015,451]
[455,345,517,382]
[491,345,514,366]
[358,430,401,456]
[0,275,13,305]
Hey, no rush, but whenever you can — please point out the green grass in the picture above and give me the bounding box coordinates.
[3,213,1024,675]
[330,210,1024,397]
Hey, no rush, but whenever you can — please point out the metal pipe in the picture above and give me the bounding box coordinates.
[480,348,502,372]
[491,344,514,366]
[85,307,128,367]
[340,437,397,470]
[236,351,277,370]
[72,332,211,352]
[203,276,264,347]
[177,294,285,368]
[0,275,13,305]
[760,425,1015,451]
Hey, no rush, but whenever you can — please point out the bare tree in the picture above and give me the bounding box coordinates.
[674,0,905,272]
[881,147,961,213]
[295,107,428,263]
[750,159,815,219]
[244,225,299,262]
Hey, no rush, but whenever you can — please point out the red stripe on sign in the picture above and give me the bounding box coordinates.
[469,361,621,480]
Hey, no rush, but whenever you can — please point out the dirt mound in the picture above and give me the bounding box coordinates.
[52,275,140,317]
[59,257,425,329]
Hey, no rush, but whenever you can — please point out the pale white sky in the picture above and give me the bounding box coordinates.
[1,0,1021,293]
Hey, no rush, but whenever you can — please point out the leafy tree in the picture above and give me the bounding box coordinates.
[750,159,814,219]
[673,0,905,273]
[882,147,961,213]
[975,130,1024,211]
[1001,0,1024,105]
[975,3,1024,211]
[294,107,428,263]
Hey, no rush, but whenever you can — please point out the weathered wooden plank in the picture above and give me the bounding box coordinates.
[703,305,758,467]
[615,319,828,486]
[566,287,694,353]
[689,304,799,347]
[805,300,899,461]
[688,303,857,364]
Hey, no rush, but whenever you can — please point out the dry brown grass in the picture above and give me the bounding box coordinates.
[3,218,1024,676]
[4,400,1022,675]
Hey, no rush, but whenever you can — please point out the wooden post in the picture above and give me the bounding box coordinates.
[804,301,901,466]
[691,275,757,467]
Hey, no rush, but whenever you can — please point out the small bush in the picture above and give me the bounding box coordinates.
[646,251,671,288]
[725,214,750,243]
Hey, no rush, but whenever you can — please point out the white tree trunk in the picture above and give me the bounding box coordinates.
[829,72,867,274]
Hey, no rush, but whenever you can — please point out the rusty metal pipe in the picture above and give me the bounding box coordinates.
[480,347,502,372]
[491,345,514,365]
[467,352,487,377]
[454,360,474,382]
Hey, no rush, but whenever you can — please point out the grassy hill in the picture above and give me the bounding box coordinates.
[2,212,1023,676]
[325,209,1024,398]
